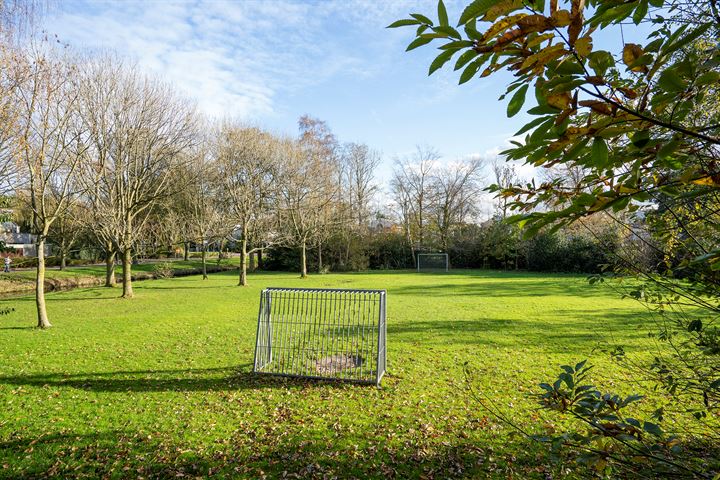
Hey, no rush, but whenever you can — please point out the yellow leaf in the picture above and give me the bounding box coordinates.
[692,176,720,186]
[483,0,525,22]
[566,126,591,136]
[483,14,528,41]
[575,36,592,56]
[568,0,585,45]
[526,33,555,48]
[551,9,571,27]
[622,43,643,67]
[547,91,571,110]
[520,43,565,70]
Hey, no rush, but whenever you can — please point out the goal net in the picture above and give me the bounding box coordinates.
[253,287,387,386]
[417,253,449,272]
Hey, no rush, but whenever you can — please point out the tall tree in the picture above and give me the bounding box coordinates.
[490,158,518,219]
[216,123,279,286]
[342,142,381,228]
[278,119,340,278]
[11,48,86,328]
[79,57,197,298]
[391,145,439,252]
[431,157,484,252]
[186,141,226,280]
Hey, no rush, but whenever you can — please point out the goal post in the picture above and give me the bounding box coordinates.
[417,253,449,272]
[253,287,387,386]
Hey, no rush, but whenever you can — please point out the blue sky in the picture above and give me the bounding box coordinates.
[43,1,523,181]
[43,0,653,191]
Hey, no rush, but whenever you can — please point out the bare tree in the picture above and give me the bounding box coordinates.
[185,141,226,280]
[11,47,86,328]
[342,142,381,228]
[79,57,198,298]
[0,0,48,43]
[431,157,485,252]
[391,145,439,251]
[277,133,339,278]
[491,157,518,219]
[216,123,279,286]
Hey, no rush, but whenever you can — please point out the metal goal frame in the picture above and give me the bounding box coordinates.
[416,253,449,272]
[253,287,387,386]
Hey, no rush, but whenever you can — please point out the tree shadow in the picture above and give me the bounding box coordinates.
[386,308,653,353]
[0,365,376,393]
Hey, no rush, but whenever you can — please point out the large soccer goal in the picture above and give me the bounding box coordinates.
[253,287,387,386]
[417,253,449,272]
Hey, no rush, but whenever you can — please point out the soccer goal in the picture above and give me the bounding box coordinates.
[417,253,449,272]
[253,287,387,386]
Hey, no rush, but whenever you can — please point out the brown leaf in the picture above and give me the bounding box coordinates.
[579,100,613,115]
[551,9,572,27]
[618,87,638,99]
[517,14,554,33]
[568,0,585,45]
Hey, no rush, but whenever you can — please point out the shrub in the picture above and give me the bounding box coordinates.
[152,262,174,278]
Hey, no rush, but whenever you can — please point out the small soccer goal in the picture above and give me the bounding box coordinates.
[417,253,449,272]
[253,287,387,386]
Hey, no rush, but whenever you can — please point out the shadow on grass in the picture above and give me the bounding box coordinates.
[0,365,375,393]
[139,284,240,291]
[0,427,533,479]
[387,308,652,352]
[390,280,603,298]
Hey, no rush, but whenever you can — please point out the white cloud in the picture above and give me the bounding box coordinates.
[43,0,428,120]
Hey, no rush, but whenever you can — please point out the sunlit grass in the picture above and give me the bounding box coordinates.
[0,269,685,478]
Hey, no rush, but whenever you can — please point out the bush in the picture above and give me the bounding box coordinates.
[368,232,413,269]
[152,262,174,278]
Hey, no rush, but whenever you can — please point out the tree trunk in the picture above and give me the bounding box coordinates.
[239,238,248,286]
[201,245,208,280]
[105,249,116,287]
[121,247,133,298]
[300,240,307,278]
[217,239,225,264]
[35,238,51,329]
[317,241,323,274]
[249,251,256,271]
[59,251,66,271]
[257,249,263,269]
[184,241,189,261]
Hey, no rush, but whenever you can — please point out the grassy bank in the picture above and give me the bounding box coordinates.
[0,259,240,295]
[0,270,713,478]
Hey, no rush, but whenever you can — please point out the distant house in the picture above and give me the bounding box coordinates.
[370,218,399,233]
[0,222,49,257]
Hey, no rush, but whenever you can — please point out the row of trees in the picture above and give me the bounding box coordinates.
[0,43,653,329]
[0,40,400,327]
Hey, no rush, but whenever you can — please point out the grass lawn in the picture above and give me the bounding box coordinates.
[0,269,701,478]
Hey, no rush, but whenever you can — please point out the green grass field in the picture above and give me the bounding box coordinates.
[0,270,682,478]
